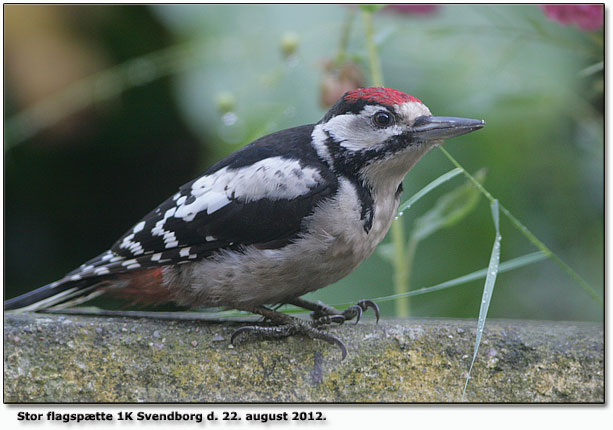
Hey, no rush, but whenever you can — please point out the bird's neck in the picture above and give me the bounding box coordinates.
[359,142,436,198]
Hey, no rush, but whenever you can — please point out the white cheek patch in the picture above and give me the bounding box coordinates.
[322,110,404,152]
[322,102,433,152]
[173,157,322,222]
[311,125,334,166]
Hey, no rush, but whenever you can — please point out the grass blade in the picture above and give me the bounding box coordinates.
[438,146,601,304]
[462,200,501,400]
[398,168,463,213]
[340,251,547,305]
[396,169,485,317]
[142,249,542,319]
[412,169,485,241]
[5,43,198,149]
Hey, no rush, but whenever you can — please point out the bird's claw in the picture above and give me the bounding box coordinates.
[230,319,347,360]
[342,305,363,324]
[305,299,380,325]
[339,300,380,324]
[357,299,380,324]
[230,300,378,360]
[313,314,346,326]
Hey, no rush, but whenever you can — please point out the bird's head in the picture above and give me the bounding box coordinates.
[314,87,484,186]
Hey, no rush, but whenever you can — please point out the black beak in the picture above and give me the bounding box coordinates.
[411,116,485,141]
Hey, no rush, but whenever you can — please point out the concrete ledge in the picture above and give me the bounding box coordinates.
[4,312,603,402]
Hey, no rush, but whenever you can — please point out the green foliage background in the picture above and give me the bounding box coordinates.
[4,4,603,321]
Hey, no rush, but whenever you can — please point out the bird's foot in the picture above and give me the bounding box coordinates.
[338,299,380,325]
[291,298,380,326]
[230,306,347,360]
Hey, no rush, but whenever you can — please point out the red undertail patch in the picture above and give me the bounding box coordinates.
[111,267,172,307]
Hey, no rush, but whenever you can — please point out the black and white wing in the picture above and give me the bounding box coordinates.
[62,124,339,282]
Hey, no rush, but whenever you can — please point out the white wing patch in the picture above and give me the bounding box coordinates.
[117,222,148,255]
[57,156,328,284]
[59,244,199,284]
[118,233,145,255]
[151,207,179,248]
[108,156,321,261]
[173,157,322,222]
[174,191,230,222]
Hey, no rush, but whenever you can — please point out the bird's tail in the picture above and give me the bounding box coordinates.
[4,278,112,312]
[4,267,170,311]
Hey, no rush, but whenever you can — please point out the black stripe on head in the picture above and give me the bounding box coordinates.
[320,128,422,233]
[322,128,418,174]
[319,130,375,233]
[320,97,396,124]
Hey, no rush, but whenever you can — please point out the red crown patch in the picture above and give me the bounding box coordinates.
[344,87,421,106]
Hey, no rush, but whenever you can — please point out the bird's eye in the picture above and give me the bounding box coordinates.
[373,111,392,127]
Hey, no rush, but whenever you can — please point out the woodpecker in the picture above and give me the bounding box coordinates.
[5,87,484,359]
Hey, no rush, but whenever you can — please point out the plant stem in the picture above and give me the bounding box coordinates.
[336,8,355,64]
[362,8,412,316]
[438,146,602,304]
[395,234,419,317]
[391,219,409,317]
[362,10,384,87]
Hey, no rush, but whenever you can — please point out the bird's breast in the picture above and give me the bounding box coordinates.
[164,177,401,309]
[306,177,400,264]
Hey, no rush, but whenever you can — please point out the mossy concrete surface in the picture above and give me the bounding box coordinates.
[4,312,603,403]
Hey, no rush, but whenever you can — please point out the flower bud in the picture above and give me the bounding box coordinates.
[215,92,236,115]
[280,32,299,59]
[320,60,365,108]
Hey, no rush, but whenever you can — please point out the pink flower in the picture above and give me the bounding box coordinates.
[385,4,439,15]
[540,4,603,31]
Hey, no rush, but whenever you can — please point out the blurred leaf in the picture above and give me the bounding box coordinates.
[578,61,603,78]
[376,242,396,263]
[348,53,366,64]
[525,15,548,37]
[426,26,459,37]
[359,5,387,13]
[497,93,551,107]
[413,169,487,241]
[374,26,397,47]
